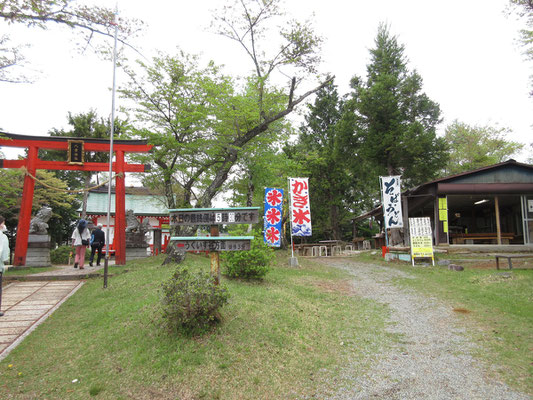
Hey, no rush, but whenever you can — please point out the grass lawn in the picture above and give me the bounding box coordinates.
[3,266,59,277]
[352,250,533,394]
[0,252,392,399]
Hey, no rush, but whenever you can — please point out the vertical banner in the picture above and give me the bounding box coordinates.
[264,188,284,247]
[289,178,312,236]
[381,175,403,229]
[438,197,448,233]
[409,217,434,265]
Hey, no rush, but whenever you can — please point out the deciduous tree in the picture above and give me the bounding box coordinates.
[0,0,142,82]
[0,168,78,246]
[443,120,524,174]
[121,0,330,219]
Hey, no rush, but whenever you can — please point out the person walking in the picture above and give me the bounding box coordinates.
[71,219,90,269]
[89,223,105,267]
[0,216,10,317]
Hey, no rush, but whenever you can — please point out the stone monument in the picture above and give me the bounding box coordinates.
[125,209,151,260]
[27,206,52,267]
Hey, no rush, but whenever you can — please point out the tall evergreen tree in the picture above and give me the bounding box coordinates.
[350,24,448,188]
[294,80,367,240]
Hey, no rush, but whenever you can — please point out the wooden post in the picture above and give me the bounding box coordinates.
[14,145,38,266]
[402,195,409,246]
[210,224,220,284]
[495,196,502,245]
[433,196,440,245]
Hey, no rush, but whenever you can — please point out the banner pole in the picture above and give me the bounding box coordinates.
[104,6,119,289]
[289,178,294,258]
[379,177,389,249]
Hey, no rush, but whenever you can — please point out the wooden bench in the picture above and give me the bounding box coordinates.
[450,233,514,244]
[495,254,533,270]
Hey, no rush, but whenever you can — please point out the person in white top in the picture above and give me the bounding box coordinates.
[71,219,91,269]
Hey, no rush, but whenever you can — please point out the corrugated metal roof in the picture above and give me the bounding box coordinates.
[405,159,533,194]
[84,192,168,215]
[353,159,533,221]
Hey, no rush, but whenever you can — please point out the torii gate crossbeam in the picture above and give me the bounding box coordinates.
[0,132,153,266]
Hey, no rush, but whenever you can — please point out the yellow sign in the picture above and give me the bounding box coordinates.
[409,217,435,266]
[439,197,447,210]
[411,235,433,257]
[439,209,448,221]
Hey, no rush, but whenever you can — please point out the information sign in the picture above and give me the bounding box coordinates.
[409,217,435,266]
[170,236,253,252]
[169,207,259,226]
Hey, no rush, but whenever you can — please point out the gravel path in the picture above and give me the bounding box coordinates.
[317,258,531,400]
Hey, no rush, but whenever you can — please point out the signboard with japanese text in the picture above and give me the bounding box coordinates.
[289,178,312,236]
[67,140,84,165]
[409,217,434,265]
[168,207,259,285]
[264,188,283,247]
[171,236,253,252]
[169,207,259,226]
[381,176,403,229]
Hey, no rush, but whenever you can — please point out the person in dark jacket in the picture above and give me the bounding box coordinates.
[89,224,106,267]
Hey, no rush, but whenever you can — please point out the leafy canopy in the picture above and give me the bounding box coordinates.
[0,0,142,82]
[443,120,524,174]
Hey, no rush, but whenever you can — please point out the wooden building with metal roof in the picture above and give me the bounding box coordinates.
[354,160,533,247]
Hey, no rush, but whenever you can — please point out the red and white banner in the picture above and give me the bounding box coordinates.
[289,177,312,236]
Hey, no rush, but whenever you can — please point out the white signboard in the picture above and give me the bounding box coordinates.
[528,199,533,213]
[381,175,403,229]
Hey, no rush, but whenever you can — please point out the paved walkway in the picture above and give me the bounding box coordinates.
[0,262,113,361]
[0,281,84,360]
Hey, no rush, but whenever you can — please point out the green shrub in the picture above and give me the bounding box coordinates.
[50,245,73,265]
[160,267,230,335]
[222,235,274,280]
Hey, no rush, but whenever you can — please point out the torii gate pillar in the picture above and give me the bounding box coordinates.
[114,150,126,265]
[14,145,38,266]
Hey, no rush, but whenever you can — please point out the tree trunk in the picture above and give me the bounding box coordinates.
[81,173,91,219]
[330,203,341,240]
[246,170,254,232]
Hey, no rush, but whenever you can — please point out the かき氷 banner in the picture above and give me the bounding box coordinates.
[263,188,283,247]
[289,178,312,236]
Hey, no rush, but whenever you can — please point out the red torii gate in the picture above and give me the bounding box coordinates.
[0,132,152,266]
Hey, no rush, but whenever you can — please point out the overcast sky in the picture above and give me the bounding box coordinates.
[1,0,532,161]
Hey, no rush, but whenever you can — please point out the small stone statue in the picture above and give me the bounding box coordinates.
[29,206,53,235]
[125,209,150,234]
